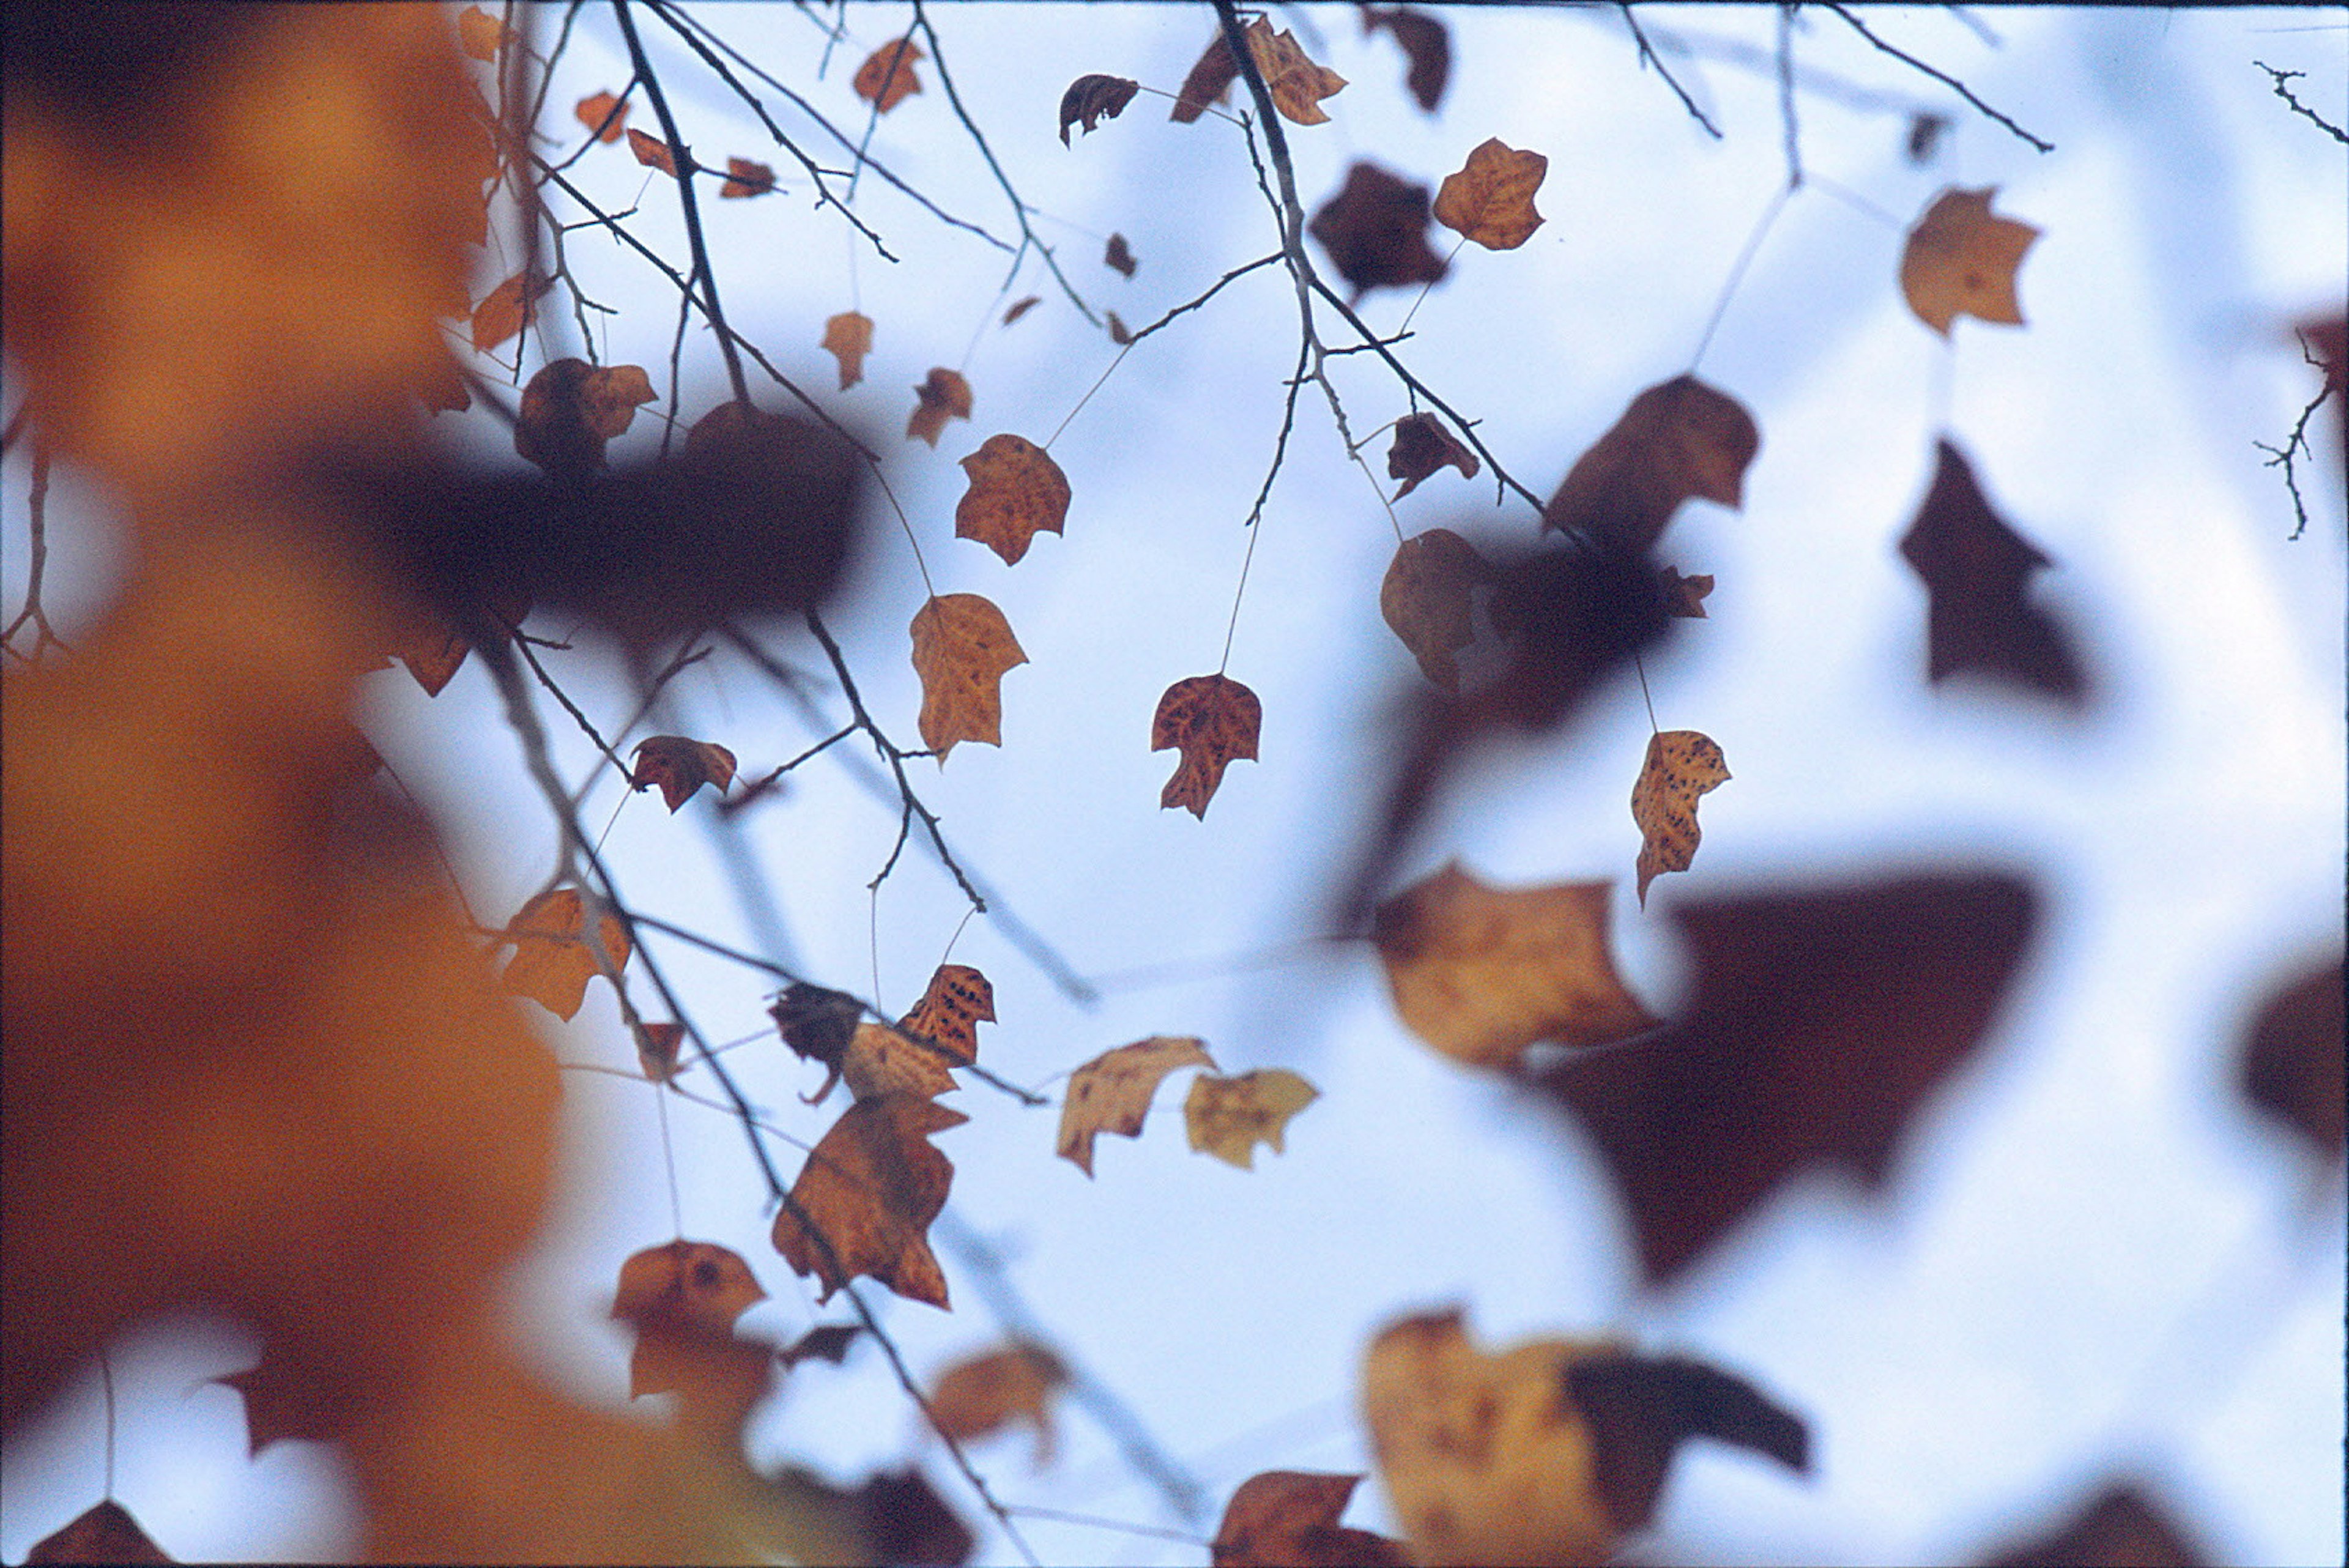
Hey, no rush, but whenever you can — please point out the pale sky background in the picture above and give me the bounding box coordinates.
[3,6,2343,1566]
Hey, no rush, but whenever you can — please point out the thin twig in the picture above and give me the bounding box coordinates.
[2,436,69,663]
[1619,4,1724,138]
[2257,329,2340,541]
[2254,59,2348,143]
[1825,3,2054,152]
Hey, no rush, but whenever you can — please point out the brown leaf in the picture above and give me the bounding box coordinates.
[821,311,874,391]
[853,37,925,114]
[1059,73,1140,145]
[956,434,1071,565]
[1360,7,1451,113]
[1186,1069,1319,1170]
[1660,565,1713,618]
[1152,673,1261,817]
[1212,1471,1406,1568]
[629,734,737,812]
[1542,376,1759,555]
[772,1094,966,1308]
[574,89,629,144]
[770,981,866,1102]
[1380,527,1492,690]
[929,1342,1069,1465]
[1309,163,1449,299]
[1374,862,1658,1072]
[1976,1481,2212,1567]
[1630,729,1729,907]
[501,888,631,1021]
[909,593,1027,760]
[1901,186,2039,336]
[26,1499,173,1564]
[777,1323,863,1370]
[719,156,777,198]
[852,1467,974,1566]
[515,359,657,475]
[625,125,691,179]
[842,1020,957,1102]
[1001,295,1042,326]
[1564,1351,1810,1534]
[469,269,549,355]
[907,367,974,447]
[1170,31,1240,123]
[1534,871,2039,1283]
[1107,311,1133,345]
[1105,231,1138,278]
[456,6,508,63]
[419,352,472,415]
[218,1346,362,1457]
[634,1020,686,1082]
[1387,411,1480,500]
[2236,950,2345,1158]
[1245,16,1348,127]
[1057,1036,1217,1176]
[1433,138,1548,250]
[610,1238,766,1394]
[1899,439,2087,704]
[899,963,993,1069]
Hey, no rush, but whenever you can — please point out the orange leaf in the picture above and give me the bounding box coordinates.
[1360,7,1451,114]
[910,593,1027,760]
[470,269,549,355]
[1630,730,1729,906]
[611,1239,766,1395]
[575,89,629,144]
[1308,163,1448,298]
[1542,375,1759,555]
[956,434,1071,565]
[634,1020,686,1082]
[772,1094,967,1307]
[1433,137,1548,250]
[899,962,993,1069]
[629,734,737,812]
[929,1342,1070,1465]
[1185,1069,1319,1170]
[820,311,874,391]
[1660,565,1714,618]
[719,156,777,198]
[24,1500,173,1565]
[1152,674,1261,817]
[842,1020,959,1102]
[853,37,925,114]
[1898,439,2086,703]
[1170,31,1239,123]
[1373,862,1657,1071]
[1900,186,2038,336]
[1245,16,1348,126]
[1386,411,1479,499]
[626,125,691,178]
[456,5,508,62]
[501,888,631,1020]
[1056,1036,1217,1176]
[515,359,657,475]
[1059,73,1140,145]
[1212,1471,1405,1568]
[1104,232,1138,278]
[1001,295,1042,326]
[907,366,973,447]
[1380,527,1491,692]
[217,1348,361,1457]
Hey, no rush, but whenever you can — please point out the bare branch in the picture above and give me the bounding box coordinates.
[1619,4,1726,138]
[1825,3,2054,152]
[2254,59,2348,143]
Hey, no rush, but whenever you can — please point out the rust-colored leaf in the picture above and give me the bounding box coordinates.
[2236,949,2345,1158]
[501,887,631,1021]
[611,1239,766,1395]
[1059,73,1140,144]
[1433,138,1548,250]
[218,1347,360,1457]
[1387,411,1480,500]
[907,367,974,447]
[1057,1036,1217,1176]
[1360,7,1451,113]
[629,734,737,812]
[575,89,629,144]
[929,1342,1069,1465]
[1105,232,1138,279]
[821,311,874,391]
[772,1094,967,1308]
[778,1323,863,1370]
[1245,16,1348,127]
[956,434,1070,565]
[380,592,527,698]
[899,963,993,1069]
[1002,295,1042,327]
[1899,439,2087,704]
[1660,565,1713,618]
[1380,527,1493,691]
[853,37,925,114]
[626,125,691,179]
[1543,376,1759,555]
[514,358,656,475]
[1630,730,1729,907]
[1185,1069,1319,1170]
[1152,673,1261,817]
[910,593,1027,760]
[634,1020,686,1082]
[1212,1471,1406,1568]
[1901,186,2039,336]
[1309,163,1449,299]
[25,1500,173,1565]
[456,5,508,63]
[719,157,777,198]
[1170,31,1240,123]
[470,269,549,355]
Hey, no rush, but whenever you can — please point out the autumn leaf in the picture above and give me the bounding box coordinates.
[380,590,526,697]
[1152,673,1261,817]
[853,37,924,114]
[25,1499,173,1564]
[1901,186,2039,336]
[1056,1036,1217,1176]
[1107,311,1133,345]
[1543,376,1759,555]
[1374,862,1658,1071]
[928,1342,1069,1466]
[502,887,631,1021]
[1170,30,1240,123]
[1976,1481,2213,1567]
[470,269,549,354]
[575,89,629,143]
[821,311,874,391]
[1185,1069,1319,1169]
[1564,1350,1810,1534]
[1433,138,1548,250]
[1002,295,1042,326]
[910,592,1027,760]
[1660,565,1713,618]
[1534,871,2038,1283]
[778,1323,863,1370]
[515,358,657,475]
[1212,1471,1406,1568]
[773,1093,966,1308]
[1105,231,1138,278]
[2236,949,2344,1158]
[629,734,737,812]
[634,1020,686,1082]
[770,981,866,1102]
[1630,729,1730,906]
[1899,439,2087,704]
[956,434,1071,565]
[1059,73,1139,144]
[842,1021,958,1102]
[610,1239,766,1396]
[899,963,994,1069]
[456,5,508,63]
[218,1346,360,1456]
[719,156,776,198]
[420,353,472,415]
[1360,7,1451,113]
[1245,16,1348,126]
[1386,412,1480,500]
[1310,163,1449,298]
[626,125,691,178]
[907,366,974,447]
[1380,527,1492,691]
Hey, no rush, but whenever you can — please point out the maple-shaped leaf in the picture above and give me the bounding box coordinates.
[956,434,1070,565]
[470,269,550,354]
[1543,376,1759,555]
[217,1347,360,1457]
[1057,1036,1218,1176]
[1563,1350,1810,1534]
[907,367,974,447]
[575,89,629,144]
[380,589,527,698]
[1535,871,2038,1284]
[778,1323,863,1370]
[516,359,658,476]
[1310,163,1449,299]
[1212,1471,1406,1568]
[771,981,866,1102]
[1170,30,1240,123]
[629,734,737,812]
[821,311,874,391]
[1152,674,1262,817]
[910,593,1027,760]
[1059,73,1140,144]
[502,888,631,1020]
[854,37,924,114]
[719,157,777,198]
[1185,1069,1319,1170]
[456,5,508,63]
[899,963,993,1069]
[929,1342,1069,1466]
[1105,232,1138,278]
[773,1093,967,1308]
[1433,138,1548,250]
[1660,564,1713,618]
[1002,295,1042,326]
[1360,7,1451,113]
[1976,1480,2213,1567]
[25,1499,173,1564]
[1244,16,1348,126]
[1374,862,1658,1071]
[1380,527,1493,691]
[1899,439,2087,703]
[1631,730,1730,907]
[634,1020,686,1082]
[626,125,691,178]
[1901,186,2039,336]
[1387,412,1480,500]
[2236,949,2345,1158]
[611,1239,768,1396]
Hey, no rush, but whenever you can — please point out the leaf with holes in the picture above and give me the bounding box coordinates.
[907,367,973,447]
[1212,1471,1406,1567]
[1380,527,1493,691]
[575,90,629,144]
[1056,1036,1218,1176]
[956,434,1070,565]
[821,311,874,391]
[1186,1069,1319,1170]
[1152,674,1261,817]
[910,593,1027,760]
[1543,376,1759,555]
[1310,163,1449,298]
[773,1094,966,1308]
[630,735,737,812]
[1387,412,1480,500]
[719,157,776,198]
[1631,730,1729,906]
[1901,187,2038,336]
[1899,439,2085,703]
[1059,73,1139,144]
[502,888,631,1021]
[1245,17,1348,126]
[853,37,924,114]
[900,964,993,1068]
[1434,138,1548,250]
[929,1343,1069,1466]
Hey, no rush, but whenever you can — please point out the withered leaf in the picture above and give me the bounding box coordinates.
[1380,527,1492,690]
[821,311,874,391]
[626,125,691,179]
[575,89,629,144]
[1374,863,1658,1071]
[1152,673,1261,817]
[1535,871,2038,1283]
[1105,232,1138,279]
[929,1342,1069,1465]
[470,269,549,354]
[516,359,657,476]
[381,590,525,697]
[1185,1069,1319,1169]
[1899,439,2086,704]
[853,37,924,114]
[630,734,737,812]
[1360,7,1451,113]
[2236,949,2345,1157]
[842,1020,957,1102]
[1107,311,1133,345]
[1212,1471,1406,1568]
[1976,1481,2212,1568]
[634,1020,686,1082]
[1630,730,1729,906]
[1002,295,1042,326]
[853,1467,974,1567]
[502,888,631,1020]
[910,593,1027,759]
[1543,376,1759,555]
[1433,138,1548,251]
[1387,412,1480,500]
[956,434,1071,565]
[1660,565,1714,618]
[773,1094,967,1308]
[899,963,993,1069]
[1059,73,1140,144]
[1310,163,1449,299]
[770,981,866,1102]
[1901,186,2038,336]
[420,353,472,414]
[218,1347,360,1457]
[1171,30,1240,123]
[456,5,508,63]
[1564,1351,1809,1534]
[611,1239,767,1400]
[907,367,974,447]
[778,1323,863,1370]
[719,156,777,198]
[1245,17,1348,126]
[1057,1036,1218,1176]
[25,1500,173,1565]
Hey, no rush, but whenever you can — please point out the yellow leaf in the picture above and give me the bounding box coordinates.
[909,593,1028,760]
[821,311,874,391]
[1900,186,2038,336]
[1152,674,1260,817]
[1184,1069,1319,1169]
[1630,730,1729,906]
[1056,1036,1217,1176]
[842,1020,957,1102]
[1433,138,1548,250]
[956,434,1071,565]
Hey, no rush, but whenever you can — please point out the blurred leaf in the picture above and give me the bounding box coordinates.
[502,888,631,1022]
[574,89,628,143]
[1380,527,1492,690]
[1543,376,1758,556]
[823,311,875,390]
[1105,231,1138,278]
[1563,1351,1809,1533]
[927,1342,1069,1465]
[1056,1036,1217,1176]
[1185,1069,1319,1169]
[778,1323,864,1370]
[1212,1470,1405,1567]
[855,37,924,114]
[1976,1481,2211,1567]
[1360,7,1451,113]
[1310,163,1449,298]
[907,368,973,447]
[1170,29,1239,123]
[1899,439,2087,704]
[1902,186,2038,336]
[2236,949,2345,1157]
[26,1500,173,1564]
[719,156,777,198]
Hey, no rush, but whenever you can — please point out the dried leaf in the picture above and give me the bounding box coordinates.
[1107,311,1133,344]
[1310,163,1449,298]
[218,1347,360,1456]
[1245,17,1348,126]
[929,1343,1069,1465]
[1433,138,1548,250]
[1564,1351,1810,1533]
[1185,1069,1319,1169]
[956,434,1071,565]
[770,981,866,1103]
[773,1094,966,1307]
[611,1239,767,1398]
[470,269,549,355]
[1360,7,1451,113]
[1976,1481,2212,1567]
[502,888,631,1021]
[1660,565,1713,618]
[910,593,1028,760]
[1152,674,1261,817]
[1906,112,1948,165]
[25,1500,173,1564]
[515,359,657,475]
[1059,73,1140,144]
[1212,1471,1406,1568]
[853,1468,974,1566]
[1543,376,1759,555]
[2236,950,2345,1157]
[574,89,629,143]
[1374,863,1658,1071]
[1630,730,1730,906]
[719,156,777,198]
[456,5,508,63]
[629,734,737,812]
[1002,295,1042,326]
[625,125,690,178]
[1387,411,1480,500]
[634,1020,686,1082]
[1901,186,2039,336]
[1105,232,1138,278]
[778,1323,863,1370]
[1171,31,1240,123]
[1899,439,2086,704]
[898,964,993,1069]
[420,353,471,414]
[842,1020,957,1102]
[1380,527,1492,690]
[853,37,924,114]
[1057,1036,1218,1176]
[821,311,874,391]
[907,367,974,447]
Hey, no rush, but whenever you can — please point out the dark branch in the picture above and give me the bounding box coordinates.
[1825,3,2053,152]
[2254,59,2348,144]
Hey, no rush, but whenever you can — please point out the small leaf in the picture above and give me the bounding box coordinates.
[470,269,549,355]
[1380,527,1493,691]
[1309,163,1449,298]
[456,6,509,63]
[515,359,657,475]
[1002,295,1042,326]
[1630,730,1729,906]
[1543,375,1760,555]
[635,1020,686,1082]
[1660,565,1714,618]
[1898,439,2086,703]
[719,157,777,198]
[1059,73,1140,144]
[2236,949,2345,1158]
[899,963,994,1069]
[822,311,874,391]
[1212,1471,1406,1568]
[853,37,925,114]
[612,1240,772,1443]
[630,734,738,812]
[1185,1069,1319,1169]
[1901,186,2039,336]
[770,983,866,1102]
[1056,1036,1217,1176]
[1386,411,1479,500]
[1170,31,1239,124]
[575,89,629,144]
[502,888,631,1021]
[1433,138,1548,250]
[772,1094,967,1307]
[778,1323,864,1370]
[1360,7,1451,113]
[1107,311,1132,345]
[1104,232,1138,278]
[956,434,1071,565]
[1152,674,1261,817]
[929,1343,1070,1466]
[25,1500,173,1564]
[907,367,974,447]
[626,125,691,178]
[910,593,1028,760]
[1245,17,1348,127]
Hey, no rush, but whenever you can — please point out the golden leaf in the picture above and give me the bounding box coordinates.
[1184,1069,1319,1170]
[502,888,631,1021]
[1630,730,1729,906]
[853,37,925,114]
[907,366,973,447]
[574,90,629,144]
[1245,17,1348,126]
[821,311,874,391]
[772,1094,966,1308]
[1056,1036,1217,1176]
[956,434,1071,565]
[909,593,1028,760]
[842,1020,956,1102]
[1900,186,2038,336]
[1433,138,1548,250]
[1152,674,1261,817]
[1542,376,1759,556]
